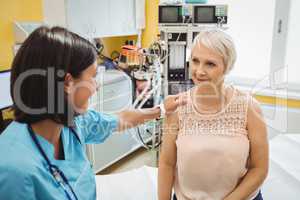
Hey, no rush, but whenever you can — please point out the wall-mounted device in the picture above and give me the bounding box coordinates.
[193,5,227,24]
[159,5,184,25]
[159,4,228,26]
[167,33,187,81]
[159,29,193,95]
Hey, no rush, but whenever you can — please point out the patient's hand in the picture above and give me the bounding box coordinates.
[163,94,187,114]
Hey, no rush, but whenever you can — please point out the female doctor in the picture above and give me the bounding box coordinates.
[0,26,183,200]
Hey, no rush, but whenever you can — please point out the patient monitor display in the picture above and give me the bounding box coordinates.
[161,7,180,22]
[194,6,215,23]
[159,6,183,24]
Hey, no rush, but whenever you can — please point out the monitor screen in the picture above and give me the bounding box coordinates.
[160,7,180,23]
[0,71,12,109]
[195,6,215,23]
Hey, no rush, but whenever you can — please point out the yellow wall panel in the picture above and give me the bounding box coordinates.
[0,0,43,71]
[141,0,159,48]
[255,95,300,108]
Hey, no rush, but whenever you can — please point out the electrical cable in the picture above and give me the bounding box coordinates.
[136,122,162,150]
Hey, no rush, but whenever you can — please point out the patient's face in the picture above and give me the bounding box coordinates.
[190,42,225,91]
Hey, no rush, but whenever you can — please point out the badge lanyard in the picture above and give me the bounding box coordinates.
[27,125,80,200]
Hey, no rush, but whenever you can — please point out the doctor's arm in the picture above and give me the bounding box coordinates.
[116,95,185,132]
[224,98,269,200]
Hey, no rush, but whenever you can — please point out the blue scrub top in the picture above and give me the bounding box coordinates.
[0,110,118,200]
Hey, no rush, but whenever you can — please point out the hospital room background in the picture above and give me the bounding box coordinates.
[0,0,299,199]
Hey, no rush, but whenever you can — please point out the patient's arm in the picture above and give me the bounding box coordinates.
[158,112,179,200]
[224,97,269,200]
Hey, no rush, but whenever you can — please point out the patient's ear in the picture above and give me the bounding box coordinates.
[64,73,74,94]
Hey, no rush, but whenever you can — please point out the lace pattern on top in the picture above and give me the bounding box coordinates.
[177,88,250,136]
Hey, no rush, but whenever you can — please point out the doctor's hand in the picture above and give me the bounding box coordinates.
[163,94,187,114]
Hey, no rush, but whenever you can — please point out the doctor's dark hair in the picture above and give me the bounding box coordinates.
[10,26,97,126]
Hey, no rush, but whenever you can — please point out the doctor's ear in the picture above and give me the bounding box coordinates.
[64,73,75,94]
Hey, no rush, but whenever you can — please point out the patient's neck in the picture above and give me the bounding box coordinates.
[193,83,226,110]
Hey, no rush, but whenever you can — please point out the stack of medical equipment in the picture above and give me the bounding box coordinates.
[158,2,228,95]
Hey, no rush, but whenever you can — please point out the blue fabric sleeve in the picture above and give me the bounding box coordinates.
[74,109,119,144]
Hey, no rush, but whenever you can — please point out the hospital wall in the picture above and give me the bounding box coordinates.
[0,0,157,70]
[0,0,43,71]
[0,0,299,109]
[262,104,300,137]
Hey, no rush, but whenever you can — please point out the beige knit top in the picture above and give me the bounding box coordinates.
[174,86,259,200]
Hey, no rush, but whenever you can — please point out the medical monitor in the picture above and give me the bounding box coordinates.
[159,5,183,24]
[193,5,228,24]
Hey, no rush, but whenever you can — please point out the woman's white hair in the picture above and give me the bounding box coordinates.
[192,28,236,74]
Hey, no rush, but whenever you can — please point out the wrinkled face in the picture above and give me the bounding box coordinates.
[66,61,99,113]
[190,42,226,93]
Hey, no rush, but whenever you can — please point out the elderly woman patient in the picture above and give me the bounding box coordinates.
[158,29,269,200]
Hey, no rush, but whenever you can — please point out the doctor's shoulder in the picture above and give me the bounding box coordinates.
[0,121,42,172]
[0,137,37,199]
